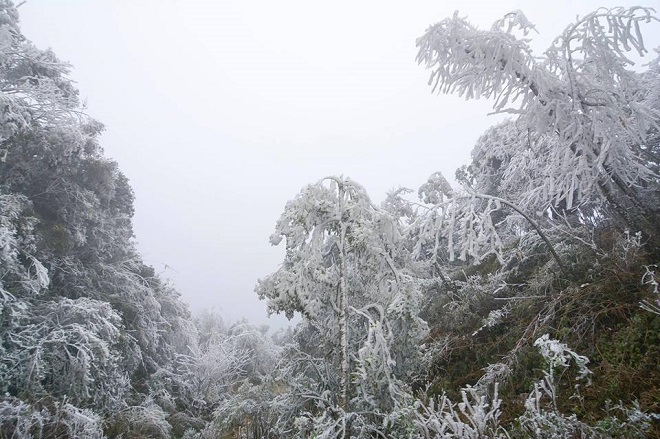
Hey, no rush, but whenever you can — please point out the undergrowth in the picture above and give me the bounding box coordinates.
[420,228,660,437]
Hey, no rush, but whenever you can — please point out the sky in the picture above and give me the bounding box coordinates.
[18,0,659,326]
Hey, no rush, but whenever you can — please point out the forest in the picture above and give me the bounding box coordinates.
[0,1,659,438]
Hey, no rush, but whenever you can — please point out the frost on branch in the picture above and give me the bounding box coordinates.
[0,193,44,305]
[1,298,130,413]
[414,384,507,439]
[640,264,660,315]
[516,334,597,437]
[416,10,538,111]
[256,176,427,437]
[417,8,660,244]
[0,0,85,155]
[406,172,542,268]
[0,397,104,439]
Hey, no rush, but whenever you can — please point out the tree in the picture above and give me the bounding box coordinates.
[0,2,197,436]
[256,176,426,437]
[407,10,660,437]
[0,0,86,160]
[416,7,660,248]
[1,298,130,413]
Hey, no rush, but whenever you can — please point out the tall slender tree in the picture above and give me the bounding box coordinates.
[256,176,425,437]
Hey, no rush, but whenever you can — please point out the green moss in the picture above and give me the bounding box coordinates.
[587,312,660,413]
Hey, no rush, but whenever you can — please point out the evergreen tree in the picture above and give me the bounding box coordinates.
[0,2,196,436]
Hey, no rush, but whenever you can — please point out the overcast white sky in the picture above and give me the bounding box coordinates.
[19,0,659,326]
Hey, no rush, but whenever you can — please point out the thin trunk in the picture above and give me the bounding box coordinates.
[337,182,349,439]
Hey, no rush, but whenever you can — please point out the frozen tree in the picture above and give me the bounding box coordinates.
[1,298,130,413]
[177,320,273,415]
[388,170,565,278]
[0,397,105,439]
[0,2,197,435]
[256,176,426,437]
[198,321,288,438]
[0,59,195,387]
[417,8,660,247]
[0,0,89,161]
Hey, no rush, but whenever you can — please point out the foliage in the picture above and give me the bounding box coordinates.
[1,2,659,438]
[1,298,130,413]
[106,398,172,439]
[0,1,196,436]
[255,177,422,434]
[414,384,508,438]
[0,0,84,153]
[0,397,104,439]
[418,7,660,248]
[414,335,658,438]
[255,176,428,437]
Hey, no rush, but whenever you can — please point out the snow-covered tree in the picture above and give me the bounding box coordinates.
[256,176,426,437]
[1,298,130,413]
[417,7,660,247]
[0,2,196,435]
[0,0,88,161]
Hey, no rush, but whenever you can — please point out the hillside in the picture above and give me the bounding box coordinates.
[1,3,658,438]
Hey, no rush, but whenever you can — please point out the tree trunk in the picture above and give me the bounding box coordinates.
[337,182,349,439]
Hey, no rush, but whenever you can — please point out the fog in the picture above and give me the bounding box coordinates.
[20,0,658,326]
